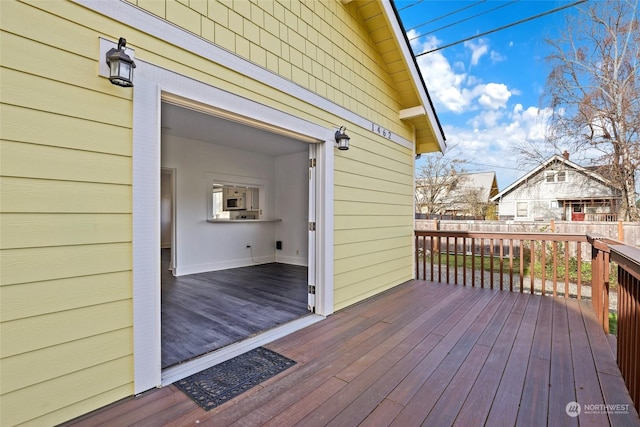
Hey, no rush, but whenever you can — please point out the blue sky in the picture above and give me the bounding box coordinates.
[397,0,581,190]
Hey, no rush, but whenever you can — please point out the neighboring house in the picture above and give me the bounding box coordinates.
[491,153,621,221]
[0,0,445,425]
[416,171,499,218]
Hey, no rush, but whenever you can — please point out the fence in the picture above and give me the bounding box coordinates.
[416,219,640,247]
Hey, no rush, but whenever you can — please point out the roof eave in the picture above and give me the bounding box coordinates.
[382,0,446,154]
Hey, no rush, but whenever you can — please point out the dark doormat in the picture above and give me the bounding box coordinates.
[174,347,296,410]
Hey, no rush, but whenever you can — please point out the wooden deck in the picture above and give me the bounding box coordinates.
[64,280,639,426]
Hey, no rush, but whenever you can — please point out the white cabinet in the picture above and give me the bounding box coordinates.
[223,187,246,199]
[246,188,259,210]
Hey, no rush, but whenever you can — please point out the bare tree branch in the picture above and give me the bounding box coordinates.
[541,0,640,220]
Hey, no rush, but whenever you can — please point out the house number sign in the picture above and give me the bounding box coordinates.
[371,123,392,140]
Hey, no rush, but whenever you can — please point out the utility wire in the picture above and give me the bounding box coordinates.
[410,1,519,42]
[408,0,486,32]
[415,0,588,57]
[397,0,425,12]
[464,161,522,171]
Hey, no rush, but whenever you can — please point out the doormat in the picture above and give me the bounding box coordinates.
[174,347,296,411]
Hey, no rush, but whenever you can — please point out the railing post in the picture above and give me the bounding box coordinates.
[618,220,624,242]
[588,234,611,332]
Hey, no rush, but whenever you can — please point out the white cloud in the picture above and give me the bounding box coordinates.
[410,32,471,113]
[440,105,555,187]
[410,32,513,114]
[490,51,505,63]
[477,83,512,110]
[464,39,489,66]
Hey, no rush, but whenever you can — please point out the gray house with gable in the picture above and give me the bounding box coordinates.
[491,153,621,222]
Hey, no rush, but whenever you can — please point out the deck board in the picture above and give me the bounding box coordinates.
[549,297,578,426]
[516,294,553,427]
[63,280,640,427]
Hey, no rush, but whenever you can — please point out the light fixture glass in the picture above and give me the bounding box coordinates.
[335,126,350,150]
[106,37,136,87]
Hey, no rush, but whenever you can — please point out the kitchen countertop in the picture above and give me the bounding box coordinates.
[206,218,282,223]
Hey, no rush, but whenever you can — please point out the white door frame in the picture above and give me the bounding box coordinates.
[132,60,334,392]
[160,168,176,272]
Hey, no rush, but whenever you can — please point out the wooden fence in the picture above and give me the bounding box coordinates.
[416,219,640,248]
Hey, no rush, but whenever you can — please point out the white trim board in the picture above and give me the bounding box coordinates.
[75,0,414,150]
[132,59,334,393]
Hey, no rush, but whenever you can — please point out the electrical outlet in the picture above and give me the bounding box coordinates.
[246,244,251,248]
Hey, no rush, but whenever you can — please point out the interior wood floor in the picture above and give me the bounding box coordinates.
[66,280,639,427]
[161,249,308,368]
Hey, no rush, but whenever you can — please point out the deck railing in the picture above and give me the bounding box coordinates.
[415,229,640,412]
[602,243,640,413]
[415,230,590,296]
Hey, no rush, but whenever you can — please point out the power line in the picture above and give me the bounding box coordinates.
[408,0,486,32]
[415,0,588,57]
[464,161,522,171]
[409,1,519,42]
[397,0,425,12]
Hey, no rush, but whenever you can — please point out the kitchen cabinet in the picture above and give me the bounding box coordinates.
[246,188,259,211]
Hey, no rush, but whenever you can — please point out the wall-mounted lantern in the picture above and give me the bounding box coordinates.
[106,37,136,87]
[335,126,350,151]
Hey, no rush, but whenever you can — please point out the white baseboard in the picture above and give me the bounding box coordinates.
[275,255,308,266]
[174,255,276,276]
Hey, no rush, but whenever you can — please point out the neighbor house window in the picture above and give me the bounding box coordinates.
[545,172,555,183]
[550,201,558,208]
[545,171,568,182]
[516,202,528,218]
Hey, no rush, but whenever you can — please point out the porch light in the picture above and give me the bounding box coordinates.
[106,37,136,87]
[335,126,350,150]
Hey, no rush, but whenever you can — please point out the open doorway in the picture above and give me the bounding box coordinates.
[159,100,315,369]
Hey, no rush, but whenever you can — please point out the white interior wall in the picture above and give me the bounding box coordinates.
[275,151,309,266]
[161,133,309,275]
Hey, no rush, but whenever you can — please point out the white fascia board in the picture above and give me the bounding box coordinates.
[380,0,446,152]
[73,0,413,150]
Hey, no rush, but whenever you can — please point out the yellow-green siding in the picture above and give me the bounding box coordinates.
[1,0,431,424]
[1,1,134,425]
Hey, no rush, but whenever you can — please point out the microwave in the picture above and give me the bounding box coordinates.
[225,197,245,210]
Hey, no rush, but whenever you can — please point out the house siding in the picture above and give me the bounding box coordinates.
[1,1,134,425]
[1,0,427,424]
[497,168,620,221]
